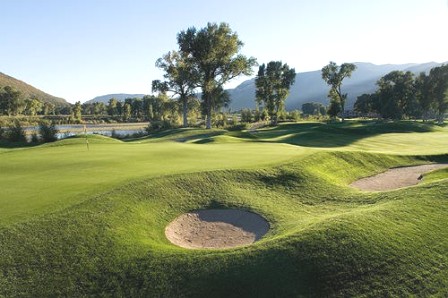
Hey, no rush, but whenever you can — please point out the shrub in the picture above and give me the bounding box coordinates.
[39,121,59,142]
[227,123,250,131]
[0,126,4,139]
[6,120,27,142]
[31,132,39,143]
[146,120,176,132]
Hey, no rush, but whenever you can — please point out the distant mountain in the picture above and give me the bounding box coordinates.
[0,72,70,108]
[227,62,447,111]
[85,93,146,104]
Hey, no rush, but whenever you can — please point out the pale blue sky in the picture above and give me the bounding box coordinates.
[1,0,447,103]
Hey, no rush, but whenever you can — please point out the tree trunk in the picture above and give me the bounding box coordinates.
[182,97,188,128]
[206,94,212,129]
[438,112,445,125]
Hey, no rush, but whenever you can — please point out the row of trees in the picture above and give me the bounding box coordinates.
[77,95,202,125]
[0,120,58,143]
[0,86,59,116]
[354,65,448,123]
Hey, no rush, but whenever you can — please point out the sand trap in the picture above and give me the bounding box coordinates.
[165,209,270,249]
[350,163,448,191]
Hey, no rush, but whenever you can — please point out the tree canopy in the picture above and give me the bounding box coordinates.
[321,62,357,120]
[152,51,198,128]
[177,22,257,129]
[255,61,296,124]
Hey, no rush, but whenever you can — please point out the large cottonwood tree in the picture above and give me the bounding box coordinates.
[177,22,257,129]
[152,51,197,128]
[255,61,296,125]
[321,62,356,120]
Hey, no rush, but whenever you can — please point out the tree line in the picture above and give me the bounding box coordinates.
[354,65,448,123]
[2,21,446,130]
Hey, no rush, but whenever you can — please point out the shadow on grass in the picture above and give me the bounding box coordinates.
[0,140,41,150]
[246,121,440,148]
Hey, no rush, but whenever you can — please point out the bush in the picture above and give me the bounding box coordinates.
[39,121,59,142]
[6,120,27,142]
[0,126,4,140]
[146,120,176,132]
[30,132,39,143]
[227,123,250,131]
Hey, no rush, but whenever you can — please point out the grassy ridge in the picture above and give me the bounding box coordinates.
[0,72,69,107]
[0,121,448,296]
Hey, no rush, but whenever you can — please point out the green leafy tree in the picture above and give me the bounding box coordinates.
[177,22,257,129]
[24,96,43,116]
[152,51,198,128]
[327,97,342,119]
[240,109,253,123]
[38,121,59,142]
[6,120,26,142]
[107,98,119,117]
[354,93,380,116]
[42,102,55,115]
[255,61,296,125]
[376,71,415,120]
[0,86,24,116]
[122,102,132,121]
[321,62,357,121]
[302,102,326,116]
[428,65,448,124]
[72,101,82,122]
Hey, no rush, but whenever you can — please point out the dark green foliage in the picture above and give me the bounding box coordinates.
[327,97,342,118]
[240,109,253,123]
[302,102,326,116]
[321,62,357,120]
[38,121,59,142]
[177,22,257,129]
[152,51,198,128]
[0,86,24,116]
[377,71,416,119]
[72,101,82,122]
[428,64,448,124]
[5,120,26,142]
[354,93,380,116]
[255,61,296,125]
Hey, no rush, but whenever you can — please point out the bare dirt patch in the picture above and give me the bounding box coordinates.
[165,209,270,249]
[350,163,448,191]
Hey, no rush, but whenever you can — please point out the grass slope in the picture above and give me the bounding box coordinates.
[0,72,69,108]
[0,121,447,296]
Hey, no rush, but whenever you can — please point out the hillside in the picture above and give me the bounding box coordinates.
[227,61,447,111]
[0,72,70,108]
[85,93,146,104]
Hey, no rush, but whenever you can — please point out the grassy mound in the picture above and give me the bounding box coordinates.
[1,121,448,296]
[1,150,448,296]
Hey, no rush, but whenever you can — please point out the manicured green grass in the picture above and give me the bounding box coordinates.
[0,120,447,296]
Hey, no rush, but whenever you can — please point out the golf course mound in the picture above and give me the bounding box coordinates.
[350,163,448,191]
[165,209,270,249]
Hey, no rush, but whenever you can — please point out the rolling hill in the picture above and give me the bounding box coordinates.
[227,61,447,111]
[0,72,70,108]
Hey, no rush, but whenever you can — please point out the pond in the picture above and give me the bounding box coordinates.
[24,123,149,139]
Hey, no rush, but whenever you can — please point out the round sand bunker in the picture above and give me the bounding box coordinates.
[165,209,270,249]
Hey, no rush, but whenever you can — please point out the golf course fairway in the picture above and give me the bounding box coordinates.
[1,121,447,297]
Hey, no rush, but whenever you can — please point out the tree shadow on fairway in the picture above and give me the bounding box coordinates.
[250,121,438,148]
